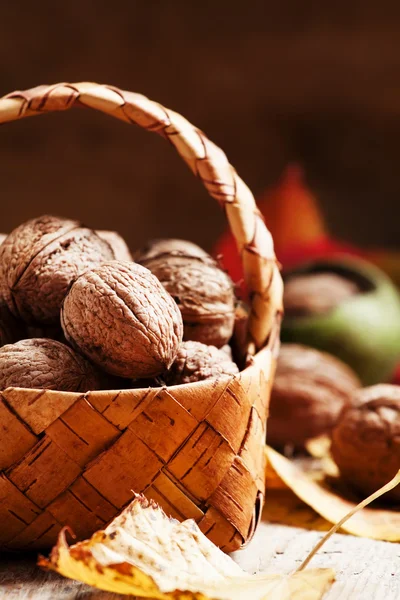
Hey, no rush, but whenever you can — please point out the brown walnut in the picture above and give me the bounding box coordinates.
[137,239,235,348]
[0,215,115,325]
[163,340,239,385]
[331,384,400,503]
[0,338,104,392]
[268,344,361,449]
[220,344,233,359]
[61,261,183,378]
[135,238,210,263]
[0,233,24,346]
[97,230,133,262]
[284,272,359,317]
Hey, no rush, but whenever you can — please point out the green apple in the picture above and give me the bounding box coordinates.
[281,257,400,385]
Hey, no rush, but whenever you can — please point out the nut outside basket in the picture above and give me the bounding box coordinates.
[0,83,283,552]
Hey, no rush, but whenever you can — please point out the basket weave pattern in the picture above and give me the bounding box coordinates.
[0,83,283,552]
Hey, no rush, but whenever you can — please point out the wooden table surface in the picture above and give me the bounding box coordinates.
[0,520,398,600]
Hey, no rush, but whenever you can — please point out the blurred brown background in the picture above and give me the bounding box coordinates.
[1,1,399,252]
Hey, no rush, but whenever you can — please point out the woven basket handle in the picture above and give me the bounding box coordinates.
[0,82,283,349]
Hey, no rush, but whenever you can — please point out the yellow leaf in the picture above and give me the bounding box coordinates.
[265,456,288,490]
[265,446,400,542]
[303,436,332,460]
[264,489,331,532]
[39,495,334,600]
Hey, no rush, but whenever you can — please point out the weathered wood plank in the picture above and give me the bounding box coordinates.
[0,520,399,599]
[0,555,126,599]
[235,523,400,600]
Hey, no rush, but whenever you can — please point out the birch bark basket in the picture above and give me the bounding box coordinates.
[0,82,283,552]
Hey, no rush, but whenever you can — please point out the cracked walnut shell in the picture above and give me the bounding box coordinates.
[0,338,104,392]
[268,344,361,449]
[137,239,235,348]
[61,261,183,378]
[331,384,400,503]
[163,340,239,385]
[0,215,115,325]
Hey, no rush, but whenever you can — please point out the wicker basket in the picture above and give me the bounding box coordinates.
[0,83,283,552]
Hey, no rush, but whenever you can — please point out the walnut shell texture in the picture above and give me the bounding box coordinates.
[284,272,359,317]
[331,384,400,503]
[268,343,361,448]
[164,340,239,385]
[220,344,233,359]
[0,235,24,346]
[0,215,115,325]
[61,261,183,378]
[97,230,133,262]
[0,338,104,392]
[135,238,210,263]
[138,247,235,348]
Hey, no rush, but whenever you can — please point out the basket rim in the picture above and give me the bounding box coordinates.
[2,344,274,398]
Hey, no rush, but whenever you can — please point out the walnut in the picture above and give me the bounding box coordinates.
[220,344,233,359]
[0,234,24,346]
[268,344,361,449]
[284,272,359,317]
[0,338,104,392]
[135,238,210,262]
[0,215,115,325]
[61,261,183,378]
[282,260,400,386]
[97,230,133,262]
[331,385,400,503]
[137,239,235,348]
[163,340,239,385]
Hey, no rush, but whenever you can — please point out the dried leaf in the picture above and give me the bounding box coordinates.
[297,466,400,572]
[304,436,332,460]
[265,446,400,542]
[39,495,334,600]
[265,456,287,490]
[263,489,331,532]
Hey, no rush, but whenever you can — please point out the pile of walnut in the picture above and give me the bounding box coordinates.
[0,215,240,393]
[268,262,400,504]
[268,343,361,449]
[270,344,400,505]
